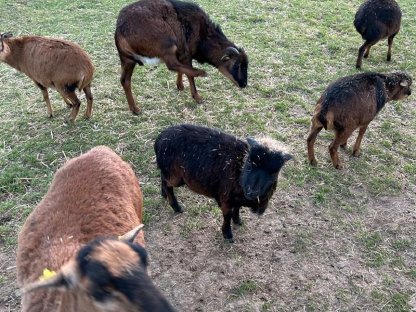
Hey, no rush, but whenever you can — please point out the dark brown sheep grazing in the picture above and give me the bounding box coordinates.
[17,146,176,312]
[0,32,94,121]
[307,72,412,169]
[354,0,402,69]
[115,0,248,114]
[154,124,292,242]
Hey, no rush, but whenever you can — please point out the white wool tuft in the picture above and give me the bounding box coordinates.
[255,136,290,154]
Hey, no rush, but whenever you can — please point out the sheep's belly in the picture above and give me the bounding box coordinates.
[134,54,162,65]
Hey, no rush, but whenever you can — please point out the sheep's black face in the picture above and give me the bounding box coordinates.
[218,47,248,88]
[74,239,175,312]
[387,73,413,101]
[241,161,278,208]
[240,138,292,213]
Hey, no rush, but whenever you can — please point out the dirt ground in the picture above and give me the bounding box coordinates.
[1,188,415,311]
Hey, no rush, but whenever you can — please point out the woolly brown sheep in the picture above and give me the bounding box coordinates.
[307,72,412,169]
[115,0,248,114]
[17,146,176,312]
[0,32,94,121]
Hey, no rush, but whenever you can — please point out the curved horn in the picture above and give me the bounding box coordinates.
[221,47,240,61]
[400,80,409,87]
[0,32,13,52]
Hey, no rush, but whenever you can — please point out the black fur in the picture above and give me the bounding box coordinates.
[354,0,401,68]
[154,124,291,241]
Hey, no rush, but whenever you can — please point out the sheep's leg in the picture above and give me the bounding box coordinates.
[35,83,53,118]
[221,204,234,242]
[186,75,203,103]
[387,33,397,62]
[176,73,184,91]
[329,129,353,169]
[352,124,369,157]
[62,97,73,108]
[62,91,81,122]
[232,206,243,225]
[55,89,73,108]
[307,121,323,166]
[340,141,348,149]
[83,85,93,119]
[120,59,141,115]
[364,46,371,58]
[356,41,375,69]
[161,176,183,213]
[163,54,206,78]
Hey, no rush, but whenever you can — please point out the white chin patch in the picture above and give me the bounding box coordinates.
[134,54,162,65]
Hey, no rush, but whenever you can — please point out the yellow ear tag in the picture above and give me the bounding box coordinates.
[39,268,57,281]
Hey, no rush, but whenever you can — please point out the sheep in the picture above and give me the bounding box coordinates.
[307,72,412,169]
[0,32,94,121]
[115,0,248,114]
[354,0,402,69]
[17,146,176,312]
[154,124,292,242]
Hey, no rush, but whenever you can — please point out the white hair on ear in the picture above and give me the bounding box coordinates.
[255,136,290,154]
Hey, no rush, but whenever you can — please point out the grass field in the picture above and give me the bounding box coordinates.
[0,0,415,311]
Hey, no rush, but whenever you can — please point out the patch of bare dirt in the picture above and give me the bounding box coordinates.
[0,245,18,312]
[2,192,414,311]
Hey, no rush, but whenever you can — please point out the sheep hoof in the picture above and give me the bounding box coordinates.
[355,65,362,70]
[226,237,234,243]
[196,69,207,77]
[340,143,347,150]
[309,159,317,166]
[353,150,361,157]
[335,163,344,170]
[132,108,142,115]
[193,95,204,104]
[177,84,184,91]
[172,205,184,213]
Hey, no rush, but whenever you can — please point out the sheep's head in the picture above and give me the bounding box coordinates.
[240,137,292,214]
[0,32,12,55]
[385,72,413,101]
[22,225,175,312]
[218,47,248,88]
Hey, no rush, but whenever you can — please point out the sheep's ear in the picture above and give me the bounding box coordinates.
[221,47,240,62]
[118,224,144,243]
[21,261,78,294]
[246,137,259,148]
[400,80,409,87]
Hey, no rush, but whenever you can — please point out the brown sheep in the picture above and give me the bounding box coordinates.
[0,32,94,121]
[17,146,176,311]
[115,0,248,114]
[307,72,412,169]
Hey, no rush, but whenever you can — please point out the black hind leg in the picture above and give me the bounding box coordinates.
[232,207,243,225]
[161,176,183,213]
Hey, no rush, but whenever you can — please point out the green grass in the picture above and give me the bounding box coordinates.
[231,280,258,298]
[0,0,415,310]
